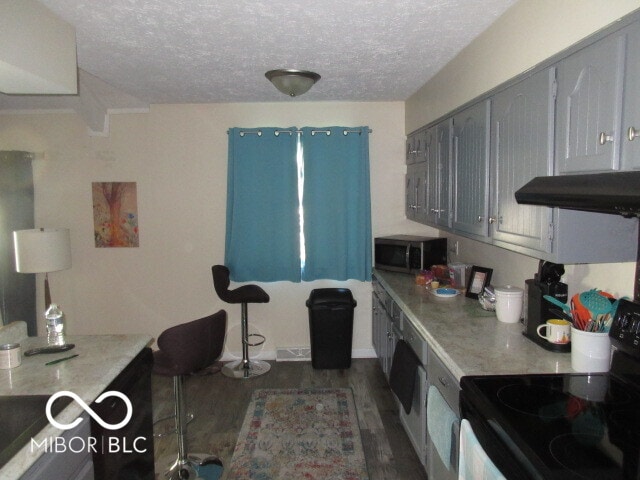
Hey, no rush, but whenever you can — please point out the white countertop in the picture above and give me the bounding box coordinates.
[374,270,573,381]
[0,322,152,479]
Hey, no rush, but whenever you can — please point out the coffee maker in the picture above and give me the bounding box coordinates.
[523,260,570,352]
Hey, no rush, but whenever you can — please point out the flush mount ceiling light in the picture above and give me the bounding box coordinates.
[265,69,321,97]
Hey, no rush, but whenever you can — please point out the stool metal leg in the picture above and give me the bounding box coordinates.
[161,375,223,479]
[222,303,271,379]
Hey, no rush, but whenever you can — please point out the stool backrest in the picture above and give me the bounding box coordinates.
[212,265,232,299]
[157,310,227,374]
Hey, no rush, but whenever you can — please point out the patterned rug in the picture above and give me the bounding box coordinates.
[226,388,369,479]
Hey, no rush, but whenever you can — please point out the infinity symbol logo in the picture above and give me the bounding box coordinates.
[46,391,133,431]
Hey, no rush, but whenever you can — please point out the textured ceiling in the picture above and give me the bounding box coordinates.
[40,0,515,103]
[29,0,516,104]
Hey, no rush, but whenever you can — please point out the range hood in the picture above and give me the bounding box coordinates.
[515,171,640,217]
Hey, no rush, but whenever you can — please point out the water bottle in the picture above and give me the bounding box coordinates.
[45,303,66,346]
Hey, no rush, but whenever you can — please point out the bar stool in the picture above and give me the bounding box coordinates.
[153,310,227,479]
[211,265,270,379]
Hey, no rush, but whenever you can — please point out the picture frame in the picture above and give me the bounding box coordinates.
[465,266,493,299]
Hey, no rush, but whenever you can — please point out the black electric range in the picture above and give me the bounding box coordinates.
[460,299,640,479]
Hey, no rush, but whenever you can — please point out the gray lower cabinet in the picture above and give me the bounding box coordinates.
[372,279,400,379]
[20,413,94,480]
[372,276,461,475]
[451,100,491,239]
[426,350,460,480]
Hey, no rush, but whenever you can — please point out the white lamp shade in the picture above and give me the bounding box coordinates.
[13,228,72,273]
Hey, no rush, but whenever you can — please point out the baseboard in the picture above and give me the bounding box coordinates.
[220,347,376,363]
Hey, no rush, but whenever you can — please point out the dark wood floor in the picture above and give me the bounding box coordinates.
[152,358,427,480]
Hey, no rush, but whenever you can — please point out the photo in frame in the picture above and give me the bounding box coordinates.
[465,266,493,299]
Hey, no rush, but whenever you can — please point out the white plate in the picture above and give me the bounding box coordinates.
[432,288,459,298]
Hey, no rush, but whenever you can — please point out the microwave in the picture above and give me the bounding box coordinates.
[374,235,447,274]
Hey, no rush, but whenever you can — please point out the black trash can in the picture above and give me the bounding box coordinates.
[306,288,357,369]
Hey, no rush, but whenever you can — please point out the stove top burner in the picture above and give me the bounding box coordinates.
[549,433,622,480]
[608,409,640,443]
[497,383,569,419]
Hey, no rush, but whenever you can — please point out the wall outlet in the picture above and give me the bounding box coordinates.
[449,240,459,256]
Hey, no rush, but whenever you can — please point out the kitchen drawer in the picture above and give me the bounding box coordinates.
[402,317,428,365]
[427,350,460,413]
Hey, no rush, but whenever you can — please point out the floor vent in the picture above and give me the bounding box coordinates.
[276,347,311,362]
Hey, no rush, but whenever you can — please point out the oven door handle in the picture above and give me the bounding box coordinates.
[450,419,460,473]
[405,244,411,270]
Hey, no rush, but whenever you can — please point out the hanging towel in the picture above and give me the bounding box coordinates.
[389,340,420,414]
[427,385,458,469]
[458,419,507,480]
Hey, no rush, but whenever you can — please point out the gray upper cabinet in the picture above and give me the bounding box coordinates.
[452,100,491,238]
[406,132,416,164]
[622,23,640,170]
[406,129,428,165]
[435,120,452,229]
[424,121,452,227]
[491,68,555,255]
[405,163,426,222]
[424,126,438,225]
[555,30,626,173]
[404,13,640,264]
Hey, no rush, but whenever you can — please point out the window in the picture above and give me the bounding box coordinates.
[225,126,371,282]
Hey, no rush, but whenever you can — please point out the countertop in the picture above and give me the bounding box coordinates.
[373,269,573,381]
[0,322,152,479]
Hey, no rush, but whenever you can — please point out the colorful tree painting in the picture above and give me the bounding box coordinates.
[92,182,139,247]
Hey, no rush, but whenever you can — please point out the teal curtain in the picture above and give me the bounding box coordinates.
[225,128,301,282]
[225,126,371,282]
[301,127,372,281]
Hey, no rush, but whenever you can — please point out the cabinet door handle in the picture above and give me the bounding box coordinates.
[488,217,497,224]
[628,127,640,142]
[599,132,614,145]
[438,376,448,387]
[477,215,484,223]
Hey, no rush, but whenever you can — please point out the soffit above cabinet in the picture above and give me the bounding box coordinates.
[0,0,77,95]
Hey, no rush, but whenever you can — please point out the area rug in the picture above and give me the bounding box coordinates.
[226,388,369,480]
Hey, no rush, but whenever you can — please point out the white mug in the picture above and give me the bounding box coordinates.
[536,319,571,344]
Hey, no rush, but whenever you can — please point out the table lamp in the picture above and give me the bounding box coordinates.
[13,228,71,309]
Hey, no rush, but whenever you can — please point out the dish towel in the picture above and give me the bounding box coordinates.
[458,419,506,480]
[389,340,420,414]
[427,385,458,469]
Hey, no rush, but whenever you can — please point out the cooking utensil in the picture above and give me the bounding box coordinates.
[543,295,571,313]
[579,289,614,317]
[571,294,591,330]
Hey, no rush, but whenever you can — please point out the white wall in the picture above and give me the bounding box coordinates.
[0,101,410,360]
[404,0,640,300]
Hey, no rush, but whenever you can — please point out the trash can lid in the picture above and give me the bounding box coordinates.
[306,288,357,307]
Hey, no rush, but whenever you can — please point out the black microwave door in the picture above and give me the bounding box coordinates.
[375,244,409,270]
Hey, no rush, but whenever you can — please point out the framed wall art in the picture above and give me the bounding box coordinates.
[92,182,139,248]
